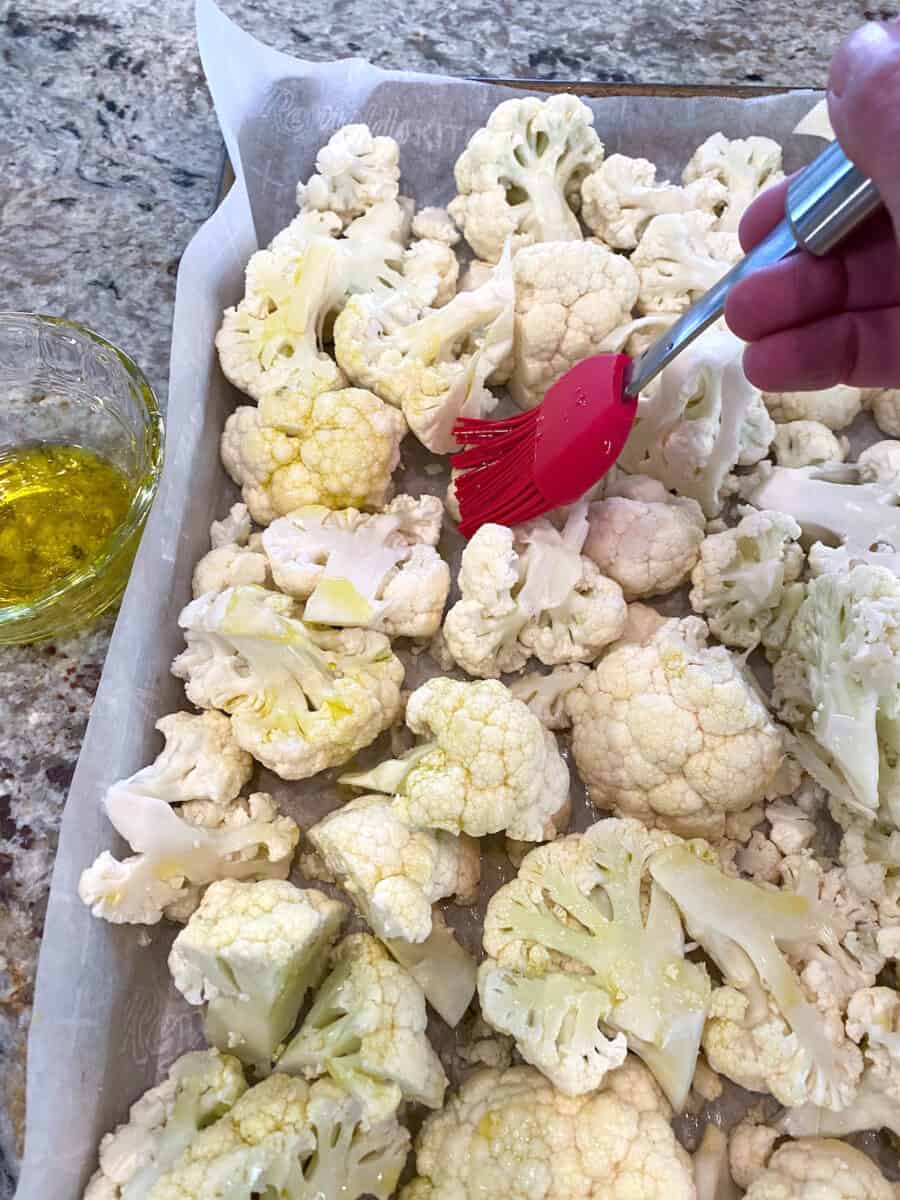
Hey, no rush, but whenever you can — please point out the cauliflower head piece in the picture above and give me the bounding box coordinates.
[168,878,346,1073]
[763,384,864,430]
[631,211,741,315]
[279,933,447,1120]
[682,132,784,233]
[340,676,570,842]
[172,586,404,780]
[447,94,604,263]
[221,389,406,526]
[304,792,480,944]
[567,616,783,840]
[509,240,638,411]
[772,420,847,469]
[480,818,711,1108]
[509,664,591,731]
[401,1059,696,1200]
[744,1138,896,1200]
[296,124,401,227]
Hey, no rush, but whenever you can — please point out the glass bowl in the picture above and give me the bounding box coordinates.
[0,314,164,645]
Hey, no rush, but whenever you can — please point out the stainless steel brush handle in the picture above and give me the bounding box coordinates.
[626,140,883,397]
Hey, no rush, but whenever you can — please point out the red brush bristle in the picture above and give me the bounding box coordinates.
[453,410,550,536]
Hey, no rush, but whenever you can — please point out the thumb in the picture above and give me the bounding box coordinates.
[828,20,900,232]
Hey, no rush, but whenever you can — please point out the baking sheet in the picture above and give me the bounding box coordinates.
[17,3,829,1194]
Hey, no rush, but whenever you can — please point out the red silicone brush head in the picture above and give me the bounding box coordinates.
[452,353,636,537]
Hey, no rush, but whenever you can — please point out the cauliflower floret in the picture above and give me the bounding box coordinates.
[692,1125,740,1200]
[567,616,783,840]
[772,420,848,468]
[581,153,726,250]
[688,509,805,651]
[402,1060,696,1200]
[340,676,570,843]
[509,664,591,731]
[260,500,449,638]
[382,909,478,1029]
[172,586,404,781]
[481,819,711,1108]
[411,206,460,245]
[509,240,639,411]
[304,793,480,944]
[858,439,900,486]
[728,1114,780,1189]
[744,1138,896,1200]
[442,503,626,677]
[584,473,706,600]
[868,388,900,437]
[192,542,269,598]
[401,237,459,307]
[631,211,741,315]
[210,503,252,550]
[763,385,864,430]
[220,390,406,525]
[794,99,835,141]
[296,124,401,227]
[279,933,447,1119]
[168,878,346,1072]
[83,1050,247,1200]
[682,132,784,233]
[447,94,604,263]
[333,250,514,453]
[618,327,774,517]
[147,1074,409,1200]
[78,790,299,926]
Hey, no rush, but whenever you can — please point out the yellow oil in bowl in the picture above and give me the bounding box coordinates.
[0,443,133,605]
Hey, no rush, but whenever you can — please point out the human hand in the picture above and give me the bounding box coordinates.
[725,20,900,392]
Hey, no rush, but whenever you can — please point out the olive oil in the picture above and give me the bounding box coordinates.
[0,443,133,605]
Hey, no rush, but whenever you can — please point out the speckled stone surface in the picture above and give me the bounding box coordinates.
[0,0,892,1190]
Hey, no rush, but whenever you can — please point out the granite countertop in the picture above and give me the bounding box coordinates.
[0,0,886,1190]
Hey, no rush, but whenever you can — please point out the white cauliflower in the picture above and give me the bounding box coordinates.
[304,793,480,944]
[744,1138,896,1200]
[584,473,706,600]
[78,790,299,926]
[410,206,460,245]
[618,327,774,517]
[146,1074,409,1200]
[333,250,514,453]
[567,616,783,840]
[279,933,447,1119]
[83,1050,247,1200]
[868,389,900,438]
[171,586,404,780]
[794,99,835,141]
[193,505,269,598]
[728,1114,780,1189]
[260,498,448,637]
[480,819,711,1108]
[771,420,848,468]
[693,1126,741,1200]
[401,236,459,307]
[508,664,591,731]
[509,240,639,411]
[220,390,406,525]
[447,94,604,263]
[631,211,741,315]
[296,125,401,227]
[442,503,626,677]
[168,878,345,1071]
[382,909,478,1029]
[763,385,864,430]
[682,132,784,233]
[858,438,900,486]
[340,676,570,843]
[688,509,805,650]
[401,1060,696,1200]
[210,502,252,549]
[581,153,726,249]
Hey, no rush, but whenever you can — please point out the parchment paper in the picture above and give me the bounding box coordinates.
[16,3,834,1194]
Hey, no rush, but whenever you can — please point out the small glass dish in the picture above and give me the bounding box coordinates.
[0,314,164,645]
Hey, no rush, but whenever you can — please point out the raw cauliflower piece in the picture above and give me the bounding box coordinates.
[688,509,805,651]
[193,504,269,598]
[304,793,480,944]
[260,498,449,637]
[868,388,900,437]
[340,676,570,843]
[220,390,406,526]
[333,249,514,453]
[794,99,835,141]
[401,236,459,308]
[447,94,604,263]
[744,1138,896,1200]
[567,616,783,840]
[382,909,478,1029]
[728,1114,780,1189]
[146,1074,409,1200]
[411,206,460,245]
[78,790,299,926]
[631,211,741,315]
[584,473,706,600]
[693,1125,740,1200]
[211,503,252,549]
[618,327,774,517]
[442,503,626,677]
[295,125,401,227]
[763,385,864,430]
[509,240,639,411]
[682,132,784,233]
[279,933,447,1120]
[509,664,591,731]
[83,1050,247,1200]
[172,586,404,781]
[480,819,711,1108]
[772,420,848,468]
[581,153,727,250]
[168,878,346,1072]
[400,1059,696,1200]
